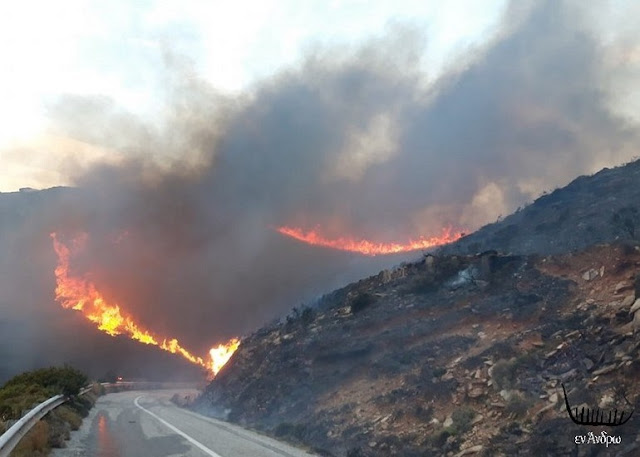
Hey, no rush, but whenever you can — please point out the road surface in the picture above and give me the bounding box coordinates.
[51,390,318,457]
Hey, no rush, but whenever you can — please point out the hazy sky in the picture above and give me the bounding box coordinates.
[2,1,638,192]
[0,0,511,191]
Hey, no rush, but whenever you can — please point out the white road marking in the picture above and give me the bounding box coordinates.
[133,395,223,457]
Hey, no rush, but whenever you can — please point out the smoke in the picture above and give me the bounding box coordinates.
[2,0,639,378]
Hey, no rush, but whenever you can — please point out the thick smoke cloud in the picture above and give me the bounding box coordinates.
[2,0,639,378]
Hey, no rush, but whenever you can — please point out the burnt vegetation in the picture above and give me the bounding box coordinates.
[197,158,640,457]
[349,292,375,313]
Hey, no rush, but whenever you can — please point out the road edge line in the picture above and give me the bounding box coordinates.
[134,395,223,457]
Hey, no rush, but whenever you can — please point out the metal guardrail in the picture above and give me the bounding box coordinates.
[0,381,200,456]
[0,385,95,457]
[0,394,65,457]
[99,381,204,395]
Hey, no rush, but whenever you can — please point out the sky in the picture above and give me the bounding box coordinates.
[1,0,510,191]
[1,1,637,193]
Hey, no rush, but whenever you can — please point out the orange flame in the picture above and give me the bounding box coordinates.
[277,226,464,255]
[50,233,238,376]
[210,338,241,375]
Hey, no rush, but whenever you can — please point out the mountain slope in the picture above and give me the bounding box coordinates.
[440,158,640,256]
[198,159,640,456]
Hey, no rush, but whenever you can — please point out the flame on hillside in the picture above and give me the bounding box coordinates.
[277,226,464,255]
[50,233,238,376]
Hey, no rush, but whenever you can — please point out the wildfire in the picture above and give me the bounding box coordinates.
[277,226,465,256]
[50,233,238,376]
[210,338,241,375]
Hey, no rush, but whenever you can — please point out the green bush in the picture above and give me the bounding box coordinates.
[491,359,517,391]
[350,293,375,313]
[0,383,51,421]
[448,406,476,435]
[611,206,639,239]
[428,429,451,447]
[505,393,533,418]
[491,354,534,391]
[55,405,82,430]
[406,276,439,294]
[274,422,307,441]
[67,395,93,418]
[301,307,315,326]
[0,365,88,421]
[432,367,446,378]
[2,365,87,397]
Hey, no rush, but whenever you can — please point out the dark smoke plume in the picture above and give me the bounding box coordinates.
[1,0,638,379]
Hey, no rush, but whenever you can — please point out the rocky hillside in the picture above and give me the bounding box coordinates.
[197,159,640,456]
[199,243,640,456]
[439,158,640,256]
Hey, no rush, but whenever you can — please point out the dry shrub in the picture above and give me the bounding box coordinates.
[55,406,82,430]
[11,420,49,457]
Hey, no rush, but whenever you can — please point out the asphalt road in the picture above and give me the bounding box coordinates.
[51,390,318,457]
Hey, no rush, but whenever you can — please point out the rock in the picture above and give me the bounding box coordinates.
[443,416,453,427]
[608,300,622,309]
[600,265,605,277]
[583,358,594,370]
[630,298,640,314]
[614,281,633,294]
[621,295,636,309]
[565,330,580,339]
[559,368,577,381]
[599,393,614,408]
[368,441,377,448]
[535,403,556,417]
[468,386,485,399]
[582,269,599,281]
[500,390,515,401]
[633,311,640,332]
[548,392,559,404]
[454,445,484,456]
[592,364,617,376]
[424,255,435,271]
